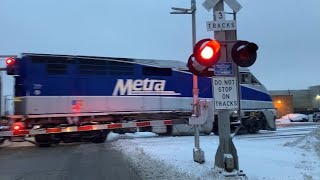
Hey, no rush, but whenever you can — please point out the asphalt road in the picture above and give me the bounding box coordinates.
[0,142,141,180]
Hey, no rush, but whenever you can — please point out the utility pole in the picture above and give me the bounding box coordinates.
[171,0,205,164]
[190,0,205,164]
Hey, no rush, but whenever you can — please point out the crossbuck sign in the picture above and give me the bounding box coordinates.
[202,0,242,13]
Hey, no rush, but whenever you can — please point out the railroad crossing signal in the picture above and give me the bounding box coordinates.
[193,39,221,67]
[187,39,221,77]
[6,57,17,75]
[200,0,249,176]
[6,57,14,65]
[187,38,259,75]
[231,41,258,67]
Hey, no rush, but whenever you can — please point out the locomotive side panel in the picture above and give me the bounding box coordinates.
[14,55,207,115]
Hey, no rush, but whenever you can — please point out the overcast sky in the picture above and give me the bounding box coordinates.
[0,0,319,91]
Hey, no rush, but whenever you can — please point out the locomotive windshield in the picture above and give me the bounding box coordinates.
[240,72,261,85]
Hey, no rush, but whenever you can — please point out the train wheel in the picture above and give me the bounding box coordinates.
[160,125,173,136]
[91,130,107,143]
[35,134,52,147]
[0,137,5,144]
[247,127,259,134]
[92,137,107,143]
[246,117,261,134]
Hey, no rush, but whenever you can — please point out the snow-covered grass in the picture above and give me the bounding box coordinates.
[113,128,320,180]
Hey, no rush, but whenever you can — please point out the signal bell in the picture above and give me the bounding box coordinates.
[187,39,221,77]
[232,41,258,67]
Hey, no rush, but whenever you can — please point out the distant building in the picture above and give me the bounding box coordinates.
[269,85,320,117]
[271,95,294,118]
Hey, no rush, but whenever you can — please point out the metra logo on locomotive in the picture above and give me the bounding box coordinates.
[112,79,180,96]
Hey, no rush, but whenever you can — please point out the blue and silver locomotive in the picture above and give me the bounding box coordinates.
[8,53,276,137]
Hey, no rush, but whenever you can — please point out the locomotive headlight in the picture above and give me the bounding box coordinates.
[230,111,238,117]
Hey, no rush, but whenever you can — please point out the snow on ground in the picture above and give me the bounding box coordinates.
[285,126,320,158]
[113,130,320,180]
[0,139,35,148]
[107,131,158,142]
[107,131,121,141]
[276,113,310,124]
[276,118,292,124]
[124,132,158,138]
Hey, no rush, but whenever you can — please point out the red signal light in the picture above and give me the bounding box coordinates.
[239,51,250,61]
[232,41,258,67]
[194,39,221,67]
[200,40,221,60]
[5,57,18,75]
[187,39,221,77]
[6,57,15,65]
[13,125,20,130]
[12,122,25,131]
[200,46,214,60]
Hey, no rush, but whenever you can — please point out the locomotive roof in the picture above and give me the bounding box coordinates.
[21,53,249,72]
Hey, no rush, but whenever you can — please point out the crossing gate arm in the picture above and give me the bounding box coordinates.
[0,120,174,137]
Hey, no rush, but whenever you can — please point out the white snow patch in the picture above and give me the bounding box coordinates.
[25,136,35,142]
[124,132,158,138]
[276,113,309,124]
[285,126,320,158]
[106,131,120,141]
[283,113,308,121]
[113,129,320,180]
[115,139,196,180]
[0,139,35,148]
[276,118,292,124]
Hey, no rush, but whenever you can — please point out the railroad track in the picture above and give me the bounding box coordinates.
[235,125,318,140]
[235,133,306,140]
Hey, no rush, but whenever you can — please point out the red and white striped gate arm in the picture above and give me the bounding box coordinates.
[0,120,173,137]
